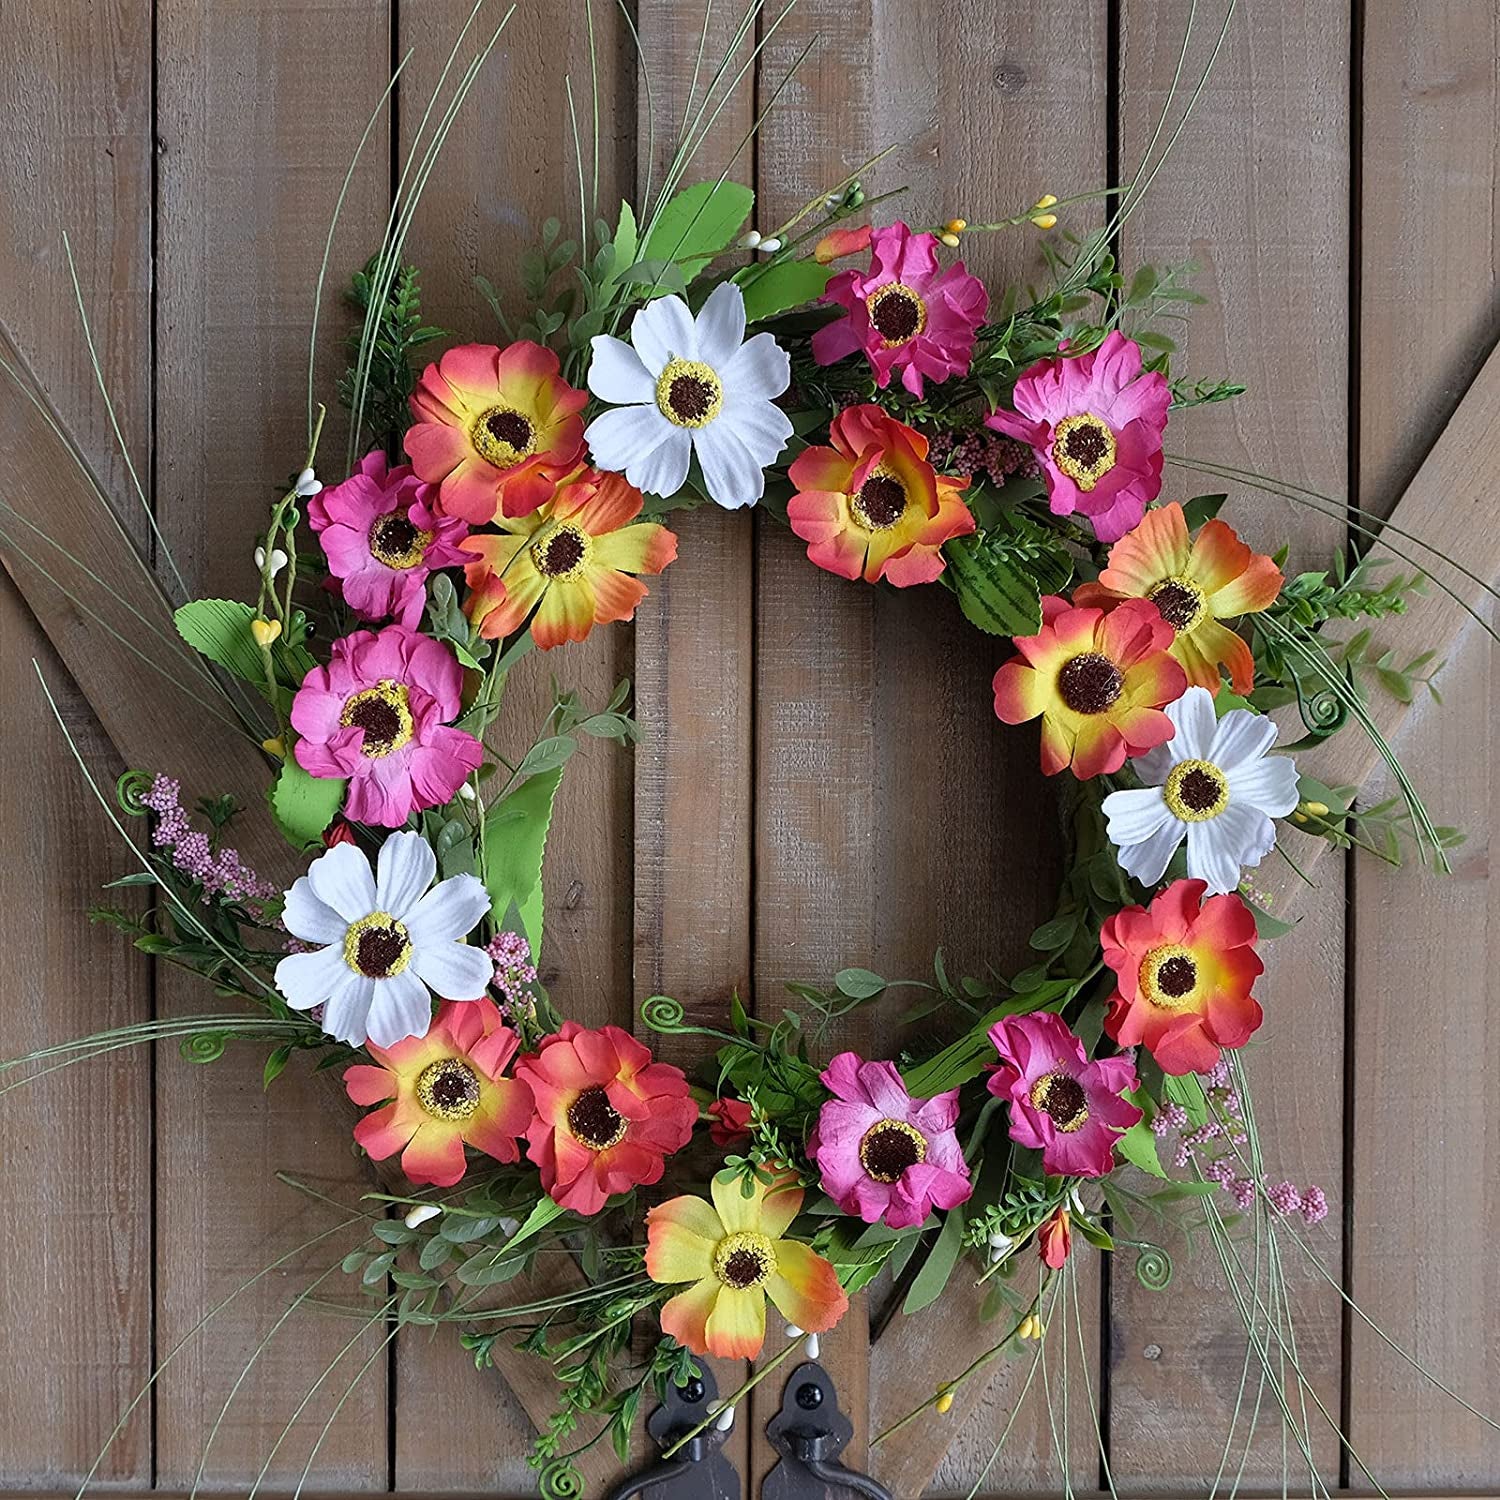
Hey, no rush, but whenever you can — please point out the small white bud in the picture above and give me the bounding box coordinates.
[404,1203,442,1229]
[757,237,782,254]
[295,467,322,497]
[254,545,266,568]
[714,1403,736,1431]
[458,783,478,802]
[783,1323,803,1339]
[805,1333,820,1359]
[496,1215,520,1237]
[737,230,762,249]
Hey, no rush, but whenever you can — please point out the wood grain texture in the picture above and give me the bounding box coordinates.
[1110,1,1350,1486]
[1349,3,1500,1482]
[151,0,394,1487]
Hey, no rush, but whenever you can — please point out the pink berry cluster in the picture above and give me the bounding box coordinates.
[140,774,276,903]
[926,426,1039,487]
[1152,1061,1329,1226]
[486,930,538,1017]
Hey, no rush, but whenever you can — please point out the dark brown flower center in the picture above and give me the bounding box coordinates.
[471,405,538,469]
[1155,954,1197,997]
[712,1231,775,1290]
[1163,760,1230,821]
[486,409,532,450]
[339,681,414,759]
[1148,577,1205,634]
[416,1057,482,1121]
[866,283,927,347]
[369,511,431,570]
[1051,413,1117,491]
[1063,424,1109,468]
[1141,943,1201,1010]
[667,376,715,422]
[533,524,588,578]
[1030,1072,1089,1133]
[566,1084,627,1150]
[852,471,908,531]
[341,911,413,980]
[655,359,724,429]
[1057,652,1123,715]
[858,1119,928,1183]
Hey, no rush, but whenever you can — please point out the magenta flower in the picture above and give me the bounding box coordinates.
[985,331,1170,542]
[987,1012,1141,1179]
[807,1052,971,1230]
[309,451,470,628]
[290,624,482,827]
[811,222,988,398]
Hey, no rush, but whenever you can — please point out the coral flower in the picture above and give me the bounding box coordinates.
[1100,877,1264,1075]
[310,450,471,628]
[986,332,1170,542]
[708,1097,754,1148]
[811,221,988,397]
[405,342,587,522]
[1038,1207,1072,1269]
[290,625,483,827]
[460,467,677,648]
[1073,502,1283,694]
[807,1052,971,1231]
[515,1022,697,1216]
[343,998,533,1186]
[645,1170,848,1359]
[992,595,1187,779]
[786,404,975,586]
[988,1012,1141,1179]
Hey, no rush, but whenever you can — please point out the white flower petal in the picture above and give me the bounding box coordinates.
[1167,685,1218,761]
[1131,741,1175,788]
[586,403,676,477]
[275,944,349,1011]
[628,423,694,499]
[1209,705,1279,771]
[694,280,747,368]
[1102,786,1174,846]
[322,972,375,1047]
[405,872,491,948]
[1227,755,1300,818]
[722,394,794,466]
[1113,816,1186,888]
[365,969,435,1048]
[410,942,494,1001]
[1185,802,1274,894]
[306,842,376,921]
[693,422,767,510]
[630,293,698,373]
[375,830,436,918]
[281,876,348,945]
[588,335,656,404]
[721,331,791,400]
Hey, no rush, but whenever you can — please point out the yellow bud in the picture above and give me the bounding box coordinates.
[944,217,967,234]
[1031,213,1058,231]
[1305,800,1329,817]
[261,736,286,759]
[1034,194,1058,210]
[939,231,960,248]
[251,617,282,647]
[1291,811,1308,824]
[1019,1313,1044,1341]
[1030,194,1059,231]
[935,1390,954,1415]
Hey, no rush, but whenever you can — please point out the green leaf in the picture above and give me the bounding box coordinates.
[739,259,832,322]
[1115,1104,1169,1178]
[505,1196,567,1254]
[262,1044,293,1090]
[902,1203,966,1315]
[481,768,563,955]
[1180,493,1228,531]
[174,598,315,689]
[1164,1073,1209,1128]
[613,199,638,272]
[943,536,1044,636]
[268,755,345,850]
[642,181,754,285]
[834,967,886,1000]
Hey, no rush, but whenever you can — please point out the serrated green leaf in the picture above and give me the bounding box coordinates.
[943,536,1043,636]
[174,598,316,690]
[268,755,345,850]
[739,258,832,322]
[642,181,754,285]
[482,767,563,955]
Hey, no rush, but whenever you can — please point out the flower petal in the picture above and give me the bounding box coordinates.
[1209,705,1280,772]
[409,941,493,1001]
[1166,685,1218,760]
[693,280,747,368]
[659,1277,720,1357]
[404,873,491,947]
[720,330,791,400]
[694,422,768,510]
[366,968,435,1049]
[630,293,698,373]
[645,1197,721,1283]
[275,944,349,1011]
[586,403,676,476]
[1227,755,1300,818]
[766,1239,848,1333]
[587,335,656,404]
[375,830,436,918]
[282,878,348,946]
[307,841,376,920]
[704,1285,767,1359]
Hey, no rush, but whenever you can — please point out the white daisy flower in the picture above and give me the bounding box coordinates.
[584,280,792,510]
[1101,685,1300,895]
[274,831,492,1049]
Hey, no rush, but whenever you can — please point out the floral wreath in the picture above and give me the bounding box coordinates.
[8,16,1490,1498]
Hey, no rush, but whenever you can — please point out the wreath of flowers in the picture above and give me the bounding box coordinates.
[8,18,1486,1498]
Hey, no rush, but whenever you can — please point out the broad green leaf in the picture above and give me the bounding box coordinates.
[943,536,1044,636]
[174,598,315,690]
[268,755,345,850]
[1164,1072,1209,1128]
[642,181,754,286]
[739,258,832,322]
[1115,1101,1169,1179]
[834,967,885,1000]
[902,1203,966,1315]
[481,767,563,954]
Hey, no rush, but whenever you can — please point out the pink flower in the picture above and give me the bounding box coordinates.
[987,1012,1141,1179]
[807,1052,971,1230]
[986,332,1170,543]
[290,625,483,827]
[811,222,988,398]
[309,451,470,628]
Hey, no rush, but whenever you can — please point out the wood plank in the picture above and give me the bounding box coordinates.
[151,1,394,1487]
[1348,4,1500,1484]
[751,3,1103,1493]
[1109,2,1350,1486]
[0,0,154,1483]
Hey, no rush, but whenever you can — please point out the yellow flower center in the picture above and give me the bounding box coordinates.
[1051,413,1117,491]
[369,511,433,570]
[340,680,414,758]
[342,911,413,979]
[858,1119,928,1183]
[566,1084,628,1150]
[850,469,909,532]
[865,282,928,347]
[1029,1071,1089,1132]
[712,1230,776,1290]
[655,359,723,429]
[1056,652,1123,715]
[530,521,592,579]
[415,1057,482,1120]
[1148,575,1207,634]
[471,405,538,469]
[1139,943,1201,1011]
[1163,758,1230,822]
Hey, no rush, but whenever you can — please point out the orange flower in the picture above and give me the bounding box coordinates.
[993,595,1187,779]
[461,468,677,649]
[786,404,974,586]
[1038,1207,1072,1269]
[1073,502,1282,694]
[646,1170,848,1359]
[405,342,587,522]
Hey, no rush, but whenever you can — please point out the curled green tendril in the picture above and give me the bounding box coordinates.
[1134,1243,1172,1290]
[538,1458,584,1500]
[117,770,154,817]
[640,994,687,1034]
[1292,669,1348,739]
[180,1032,228,1065]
